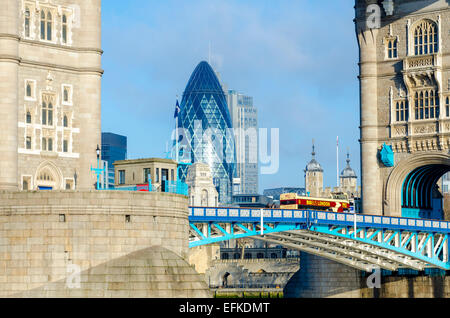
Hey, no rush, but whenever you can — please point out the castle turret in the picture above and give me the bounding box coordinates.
[304,142,323,197]
[340,152,358,196]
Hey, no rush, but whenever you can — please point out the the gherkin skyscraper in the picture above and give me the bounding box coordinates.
[175,61,236,204]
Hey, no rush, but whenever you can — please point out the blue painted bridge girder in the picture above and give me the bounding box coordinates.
[188,207,450,272]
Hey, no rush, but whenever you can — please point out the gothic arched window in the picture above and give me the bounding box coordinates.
[201,189,208,206]
[25,8,30,38]
[387,38,398,59]
[446,97,449,117]
[40,10,52,40]
[62,15,67,44]
[42,102,47,125]
[40,11,45,40]
[42,101,53,126]
[46,12,52,41]
[396,100,408,122]
[26,111,32,124]
[48,138,53,151]
[63,87,69,102]
[48,103,53,125]
[414,20,438,55]
[26,83,32,97]
[414,89,439,120]
[42,137,47,151]
[63,115,68,127]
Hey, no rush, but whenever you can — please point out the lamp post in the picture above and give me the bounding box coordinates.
[90,144,105,190]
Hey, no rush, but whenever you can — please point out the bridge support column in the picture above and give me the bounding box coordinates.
[284,252,450,298]
[284,252,364,298]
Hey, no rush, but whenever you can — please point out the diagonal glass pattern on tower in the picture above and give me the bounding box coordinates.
[176,61,236,204]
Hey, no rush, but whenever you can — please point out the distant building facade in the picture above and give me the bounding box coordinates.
[185,163,219,207]
[0,0,103,191]
[227,90,259,195]
[113,158,177,191]
[101,132,127,187]
[231,194,273,208]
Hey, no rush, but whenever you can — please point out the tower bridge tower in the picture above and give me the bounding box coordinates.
[355,0,450,218]
[0,0,102,191]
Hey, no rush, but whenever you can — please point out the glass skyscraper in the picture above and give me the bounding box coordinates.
[176,61,236,204]
[227,90,259,195]
[101,132,127,187]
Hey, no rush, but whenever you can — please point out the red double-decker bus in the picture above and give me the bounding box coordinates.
[280,193,350,212]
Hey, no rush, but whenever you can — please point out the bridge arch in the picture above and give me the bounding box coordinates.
[384,153,450,218]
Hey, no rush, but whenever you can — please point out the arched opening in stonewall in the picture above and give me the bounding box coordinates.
[222,272,230,287]
[401,164,450,219]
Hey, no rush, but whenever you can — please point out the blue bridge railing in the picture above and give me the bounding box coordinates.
[188,207,450,271]
[164,180,189,196]
[101,181,188,196]
[188,207,450,234]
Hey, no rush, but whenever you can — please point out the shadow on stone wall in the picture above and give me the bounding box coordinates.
[13,246,212,298]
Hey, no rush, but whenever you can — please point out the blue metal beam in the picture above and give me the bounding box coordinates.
[188,207,450,270]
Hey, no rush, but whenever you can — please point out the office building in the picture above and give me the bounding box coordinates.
[101,132,127,187]
[176,61,236,204]
[227,90,259,195]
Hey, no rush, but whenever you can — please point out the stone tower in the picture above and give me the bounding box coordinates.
[340,152,358,197]
[186,163,219,207]
[304,142,323,198]
[0,0,102,191]
[355,0,450,218]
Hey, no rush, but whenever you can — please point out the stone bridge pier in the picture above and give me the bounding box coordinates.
[284,252,450,298]
[0,191,211,298]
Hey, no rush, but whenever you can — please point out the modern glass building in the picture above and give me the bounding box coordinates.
[101,132,127,188]
[227,90,259,195]
[176,61,236,204]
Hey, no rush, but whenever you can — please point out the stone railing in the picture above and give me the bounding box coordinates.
[404,54,436,71]
[212,257,300,265]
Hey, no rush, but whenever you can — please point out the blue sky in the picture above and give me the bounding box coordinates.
[101,0,360,192]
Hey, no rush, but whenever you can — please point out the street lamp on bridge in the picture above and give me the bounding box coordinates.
[91,144,106,190]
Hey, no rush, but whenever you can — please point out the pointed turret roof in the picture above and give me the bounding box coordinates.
[305,141,323,172]
[340,152,357,178]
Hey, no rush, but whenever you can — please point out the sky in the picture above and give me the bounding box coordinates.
[101,0,360,192]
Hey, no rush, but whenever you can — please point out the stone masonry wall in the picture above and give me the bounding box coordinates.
[0,190,211,297]
[285,252,450,298]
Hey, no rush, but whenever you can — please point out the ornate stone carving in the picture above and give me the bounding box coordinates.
[395,126,407,136]
[413,125,435,135]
